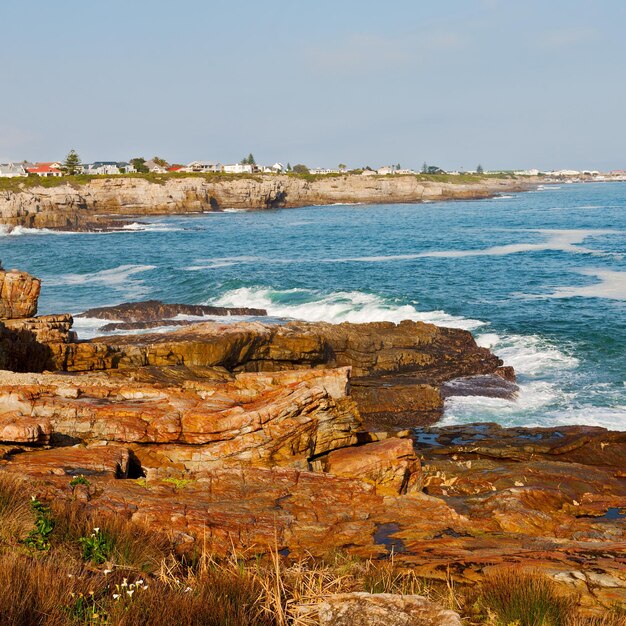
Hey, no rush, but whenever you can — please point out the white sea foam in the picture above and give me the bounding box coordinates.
[184,256,261,271]
[521,269,626,301]
[0,225,78,236]
[331,229,621,262]
[475,332,579,376]
[211,287,485,329]
[120,222,182,232]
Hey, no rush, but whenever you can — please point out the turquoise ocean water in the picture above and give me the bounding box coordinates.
[2,182,624,430]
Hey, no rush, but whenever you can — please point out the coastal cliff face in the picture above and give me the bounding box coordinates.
[0,174,529,230]
[1,269,624,611]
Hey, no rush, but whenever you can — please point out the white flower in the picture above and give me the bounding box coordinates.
[184,586,193,593]
[121,578,128,587]
[136,579,144,585]
[93,527,100,533]
[127,589,134,597]
[142,585,149,591]
[103,569,112,575]
[113,594,120,600]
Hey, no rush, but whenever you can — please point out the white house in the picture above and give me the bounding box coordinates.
[223,163,254,174]
[394,169,415,175]
[361,169,378,176]
[259,163,284,173]
[377,166,394,175]
[0,163,27,178]
[184,161,223,173]
[309,168,339,175]
[83,162,132,175]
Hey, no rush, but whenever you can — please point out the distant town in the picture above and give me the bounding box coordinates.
[1,151,625,182]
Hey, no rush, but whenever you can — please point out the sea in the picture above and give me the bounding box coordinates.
[2,182,625,430]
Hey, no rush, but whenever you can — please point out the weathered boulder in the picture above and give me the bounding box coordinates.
[322,438,421,495]
[314,593,462,626]
[0,269,41,319]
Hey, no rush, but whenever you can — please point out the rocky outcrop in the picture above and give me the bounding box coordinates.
[0,267,622,610]
[0,269,40,318]
[47,319,505,427]
[0,174,531,231]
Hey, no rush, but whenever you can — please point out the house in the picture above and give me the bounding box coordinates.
[26,162,63,177]
[394,169,415,175]
[258,163,284,174]
[83,162,132,175]
[184,161,223,173]
[309,168,339,175]
[144,160,168,174]
[223,163,254,174]
[361,169,378,176]
[377,166,394,175]
[0,162,27,178]
[167,164,185,172]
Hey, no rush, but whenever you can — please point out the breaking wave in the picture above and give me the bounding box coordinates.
[210,287,486,329]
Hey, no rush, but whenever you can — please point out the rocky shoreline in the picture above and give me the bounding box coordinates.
[0,174,533,231]
[0,266,623,614]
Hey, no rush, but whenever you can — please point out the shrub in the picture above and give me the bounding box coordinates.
[480,568,577,626]
[24,497,55,552]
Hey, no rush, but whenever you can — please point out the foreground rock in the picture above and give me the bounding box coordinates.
[0,174,531,231]
[314,593,462,626]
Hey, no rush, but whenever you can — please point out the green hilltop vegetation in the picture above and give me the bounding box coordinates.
[0,170,516,193]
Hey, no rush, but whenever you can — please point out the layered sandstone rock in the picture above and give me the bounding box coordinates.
[0,174,531,231]
[51,319,505,427]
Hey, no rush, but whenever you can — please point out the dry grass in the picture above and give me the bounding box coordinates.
[0,473,35,543]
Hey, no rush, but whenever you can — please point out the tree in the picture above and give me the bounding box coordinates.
[152,156,169,167]
[338,163,347,172]
[286,163,292,171]
[421,162,428,174]
[130,157,149,173]
[292,164,309,174]
[247,153,256,166]
[62,149,82,175]
[396,163,401,170]
[476,164,484,174]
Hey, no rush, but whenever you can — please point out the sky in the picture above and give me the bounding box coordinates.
[1,0,625,171]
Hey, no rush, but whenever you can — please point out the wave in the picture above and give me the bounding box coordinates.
[210,286,486,329]
[120,222,183,232]
[475,332,579,376]
[0,225,78,237]
[47,264,155,299]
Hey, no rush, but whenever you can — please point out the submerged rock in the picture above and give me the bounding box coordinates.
[78,299,267,321]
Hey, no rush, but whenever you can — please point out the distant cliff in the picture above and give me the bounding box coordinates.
[0,174,531,230]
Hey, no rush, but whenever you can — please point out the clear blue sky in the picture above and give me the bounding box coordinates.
[2,0,624,170]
